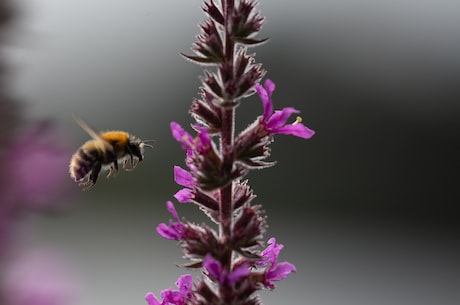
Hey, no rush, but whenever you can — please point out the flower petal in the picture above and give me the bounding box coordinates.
[174,188,194,203]
[264,79,275,97]
[266,107,299,129]
[174,166,194,188]
[266,261,296,282]
[156,202,187,240]
[195,125,211,153]
[145,292,162,305]
[156,223,181,240]
[255,83,273,121]
[176,274,193,296]
[166,201,180,221]
[158,274,193,305]
[271,123,315,139]
[203,254,223,282]
[227,264,250,285]
[171,121,194,150]
[161,289,182,304]
[258,237,283,266]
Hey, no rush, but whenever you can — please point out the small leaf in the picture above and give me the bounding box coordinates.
[238,158,276,169]
[236,249,261,260]
[180,53,222,66]
[236,37,270,46]
[179,261,203,269]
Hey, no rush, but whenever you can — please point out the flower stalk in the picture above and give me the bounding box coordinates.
[147,0,315,304]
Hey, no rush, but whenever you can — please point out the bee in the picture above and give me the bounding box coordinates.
[69,116,153,190]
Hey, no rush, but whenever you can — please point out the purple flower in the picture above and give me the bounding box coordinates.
[171,122,195,151]
[173,188,194,203]
[0,208,11,257]
[173,166,195,203]
[145,293,161,305]
[170,122,211,154]
[264,260,297,285]
[3,247,79,305]
[145,274,193,305]
[257,237,296,289]
[194,125,212,154]
[255,79,315,139]
[258,237,283,266]
[174,166,194,189]
[4,123,72,211]
[156,201,187,240]
[203,254,250,286]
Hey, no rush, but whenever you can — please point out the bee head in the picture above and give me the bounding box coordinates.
[128,136,153,161]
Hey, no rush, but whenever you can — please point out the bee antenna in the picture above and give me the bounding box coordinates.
[141,139,154,149]
[141,143,154,149]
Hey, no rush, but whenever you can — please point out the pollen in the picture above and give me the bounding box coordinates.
[182,135,194,147]
[293,116,302,125]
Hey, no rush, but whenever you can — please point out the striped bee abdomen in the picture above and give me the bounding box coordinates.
[69,147,99,181]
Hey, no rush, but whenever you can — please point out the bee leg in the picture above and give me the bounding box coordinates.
[130,154,135,169]
[79,179,94,191]
[106,167,113,178]
[81,161,101,190]
[125,154,140,171]
[132,158,139,169]
[107,160,119,178]
[113,160,119,176]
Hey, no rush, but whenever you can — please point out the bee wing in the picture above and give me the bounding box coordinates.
[72,115,113,151]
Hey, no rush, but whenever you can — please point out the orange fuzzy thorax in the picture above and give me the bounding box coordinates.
[101,131,130,147]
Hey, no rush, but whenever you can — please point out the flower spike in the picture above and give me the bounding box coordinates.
[156,201,187,240]
[148,0,314,304]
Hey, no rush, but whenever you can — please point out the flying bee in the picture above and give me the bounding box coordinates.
[69,116,153,190]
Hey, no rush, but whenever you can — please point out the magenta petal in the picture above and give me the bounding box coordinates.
[266,107,299,129]
[176,274,193,296]
[255,83,268,103]
[158,274,193,305]
[166,201,180,221]
[266,261,296,281]
[194,125,211,153]
[272,123,315,139]
[174,188,193,203]
[171,121,193,150]
[145,292,161,305]
[161,289,182,304]
[228,264,250,285]
[174,166,194,188]
[203,254,222,281]
[259,237,284,266]
[264,79,275,97]
[256,83,273,121]
[156,223,180,240]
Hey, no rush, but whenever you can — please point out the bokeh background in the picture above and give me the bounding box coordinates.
[3,0,460,304]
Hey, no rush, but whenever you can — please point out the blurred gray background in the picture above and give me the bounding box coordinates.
[7,0,460,304]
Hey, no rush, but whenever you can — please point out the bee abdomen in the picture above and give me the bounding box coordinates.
[69,148,97,181]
